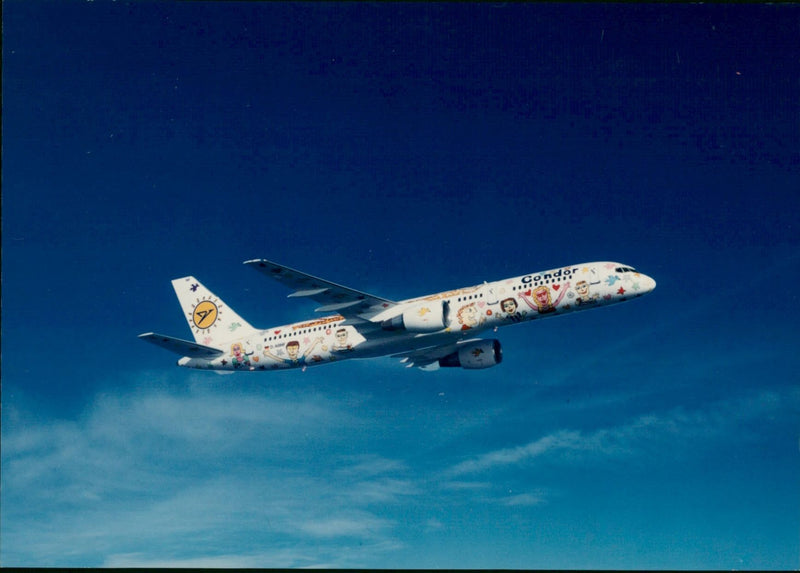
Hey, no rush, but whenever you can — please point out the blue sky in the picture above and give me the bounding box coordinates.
[2,1,799,568]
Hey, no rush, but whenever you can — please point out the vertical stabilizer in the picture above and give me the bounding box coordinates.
[171,276,257,344]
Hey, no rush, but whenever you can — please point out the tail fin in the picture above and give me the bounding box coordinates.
[172,276,258,344]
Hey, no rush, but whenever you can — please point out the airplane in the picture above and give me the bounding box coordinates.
[139,260,656,372]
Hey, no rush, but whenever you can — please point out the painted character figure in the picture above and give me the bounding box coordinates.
[574,280,598,306]
[263,337,324,366]
[457,303,483,330]
[332,328,353,352]
[500,298,524,323]
[230,341,251,368]
[519,283,570,314]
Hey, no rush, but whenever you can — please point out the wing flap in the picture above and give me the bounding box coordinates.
[138,332,225,359]
[288,287,330,298]
[314,300,364,312]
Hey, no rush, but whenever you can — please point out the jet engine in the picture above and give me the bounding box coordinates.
[381,301,450,333]
[439,339,503,370]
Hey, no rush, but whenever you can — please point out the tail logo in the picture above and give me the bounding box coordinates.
[191,299,220,332]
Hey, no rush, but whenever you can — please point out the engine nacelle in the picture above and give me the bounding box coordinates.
[381,301,450,333]
[439,339,503,370]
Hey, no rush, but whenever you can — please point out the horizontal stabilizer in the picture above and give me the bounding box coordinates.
[138,332,225,359]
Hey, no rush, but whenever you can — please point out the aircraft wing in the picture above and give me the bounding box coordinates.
[138,332,225,358]
[244,259,396,317]
[391,339,484,370]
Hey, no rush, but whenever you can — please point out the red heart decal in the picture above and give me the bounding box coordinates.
[524,290,531,296]
[553,284,560,291]
[274,330,281,335]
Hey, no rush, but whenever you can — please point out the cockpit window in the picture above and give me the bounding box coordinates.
[614,267,637,273]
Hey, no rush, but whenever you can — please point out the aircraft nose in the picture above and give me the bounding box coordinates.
[643,275,656,292]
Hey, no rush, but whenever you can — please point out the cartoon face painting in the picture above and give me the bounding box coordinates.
[285,340,300,360]
[533,286,551,307]
[500,297,524,322]
[457,303,482,330]
[574,280,598,305]
[333,328,352,351]
[519,282,570,314]
[230,341,250,367]
[263,337,324,366]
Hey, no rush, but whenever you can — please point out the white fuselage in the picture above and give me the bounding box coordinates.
[177,261,656,372]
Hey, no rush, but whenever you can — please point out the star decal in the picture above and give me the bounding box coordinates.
[190,283,199,292]
[617,286,626,295]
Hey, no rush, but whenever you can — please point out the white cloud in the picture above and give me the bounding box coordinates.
[335,454,408,477]
[446,389,798,477]
[4,373,796,567]
[425,518,444,531]
[104,552,297,568]
[500,492,548,507]
[447,430,588,476]
[0,380,409,567]
[441,480,492,491]
[297,514,392,538]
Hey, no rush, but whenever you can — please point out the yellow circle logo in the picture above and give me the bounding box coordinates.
[192,300,219,330]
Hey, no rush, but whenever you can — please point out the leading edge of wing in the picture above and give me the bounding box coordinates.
[138,332,225,359]
[243,259,396,316]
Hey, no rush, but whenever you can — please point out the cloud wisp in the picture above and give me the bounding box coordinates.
[3,372,796,568]
[1,378,410,567]
[444,389,797,478]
